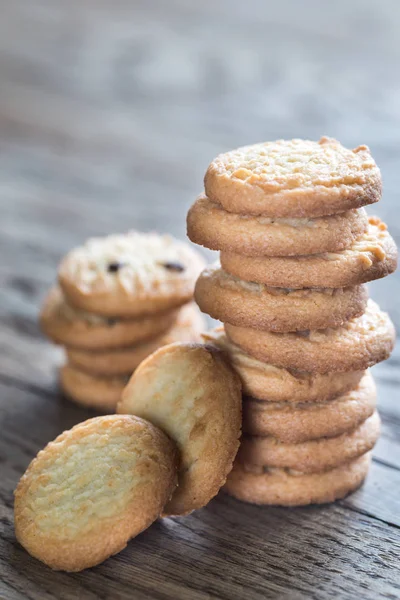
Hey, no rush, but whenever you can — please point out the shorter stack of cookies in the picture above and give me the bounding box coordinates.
[41,231,205,411]
[188,137,397,506]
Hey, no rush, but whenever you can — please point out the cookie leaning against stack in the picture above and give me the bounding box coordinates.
[188,136,397,506]
[40,231,206,411]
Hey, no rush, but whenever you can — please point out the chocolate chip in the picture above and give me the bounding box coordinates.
[106,318,118,327]
[107,262,123,273]
[161,262,185,272]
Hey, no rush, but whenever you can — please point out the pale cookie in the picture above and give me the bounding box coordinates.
[195,266,368,332]
[220,217,397,288]
[40,286,180,350]
[224,453,371,506]
[202,328,364,403]
[14,415,178,571]
[242,371,376,442]
[187,194,369,256]
[67,303,205,376]
[118,343,242,516]
[205,137,381,218]
[60,364,128,411]
[239,411,380,473]
[58,231,205,317]
[225,299,395,373]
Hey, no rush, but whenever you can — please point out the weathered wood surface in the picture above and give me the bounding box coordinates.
[0,1,400,598]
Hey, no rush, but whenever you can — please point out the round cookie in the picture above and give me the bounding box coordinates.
[242,372,376,443]
[195,266,368,332]
[202,328,364,403]
[220,217,397,289]
[66,303,205,376]
[187,194,369,256]
[225,299,395,373]
[239,411,380,473]
[224,453,371,506]
[204,137,381,218]
[60,364,128,411]
[58,231,205,317]
[118,342,242,516]
[40,286,180,350]
[14,415,178,571]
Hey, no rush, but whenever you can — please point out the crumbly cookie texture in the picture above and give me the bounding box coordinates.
[40,286,180,350]
[202,328,364,403]
[60,364,130,411]
[67,303,205,376]
[14,415,178,572]
[220,216,397,288]
[239,411,380,473]
[118,342,242,516]
[224,453,371,506]
[195,265,368,332]
[205,137,381,218]
[58,231,205,317]
[225,299,395,373]
[242,371,376,442]
[187,194,369,256]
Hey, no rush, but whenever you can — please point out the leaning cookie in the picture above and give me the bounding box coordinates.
[66,303,205,376]
[239,411,380,473]
[195,266,368,332]
[187,195,369,256]
[225,299,395,373]
[205,137,381,218]
[40,286,180,350]
[58,231,205,317]
[220,217,397,289]
[60,364,128,411]
[14,415,178,571]
[202,328,364,403]
[224,453,371,506]
[118,342,242,516]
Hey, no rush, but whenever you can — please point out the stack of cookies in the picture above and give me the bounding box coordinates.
[188,137,397,506]
[40,231,206,411]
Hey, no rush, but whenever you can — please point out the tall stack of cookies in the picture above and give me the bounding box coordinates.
[188,137,397,506]
[40,231,205,411]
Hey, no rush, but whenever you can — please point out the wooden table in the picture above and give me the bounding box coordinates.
[1,1,399,598]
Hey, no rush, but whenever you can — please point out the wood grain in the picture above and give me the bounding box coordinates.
[0,0,399,598]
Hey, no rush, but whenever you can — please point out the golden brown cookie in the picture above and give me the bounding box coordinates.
[242,372,376,442]
[60,364,128,411]
[202,328,364,403]
[205,137,381,218]
[58,231,205,317]
[195,266,368,332]
[118,342,242,516]
[220,217,397,288]
[14,415,178,571]
[239,411,380,473]
[225,299,395,373]
[187,194,369,256]
[224,453,371,506]
[40,286,180,350]
[66,303,205,376]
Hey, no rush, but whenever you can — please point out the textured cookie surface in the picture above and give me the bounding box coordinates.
[205,137,381,217]
[195,266,368,332]
[239,411,380,472]
[118,343,242,516]
[225,299,395,373]
[188,195,369,257]
[202,328,363,403]
[67,303,205,376]
[14,415,178,571]
[40,286,180,350]
[58,231,205,317]
[242,371,376,442]
[224,453,371,506]
[60,364,129,411]
[220,217,397,288]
